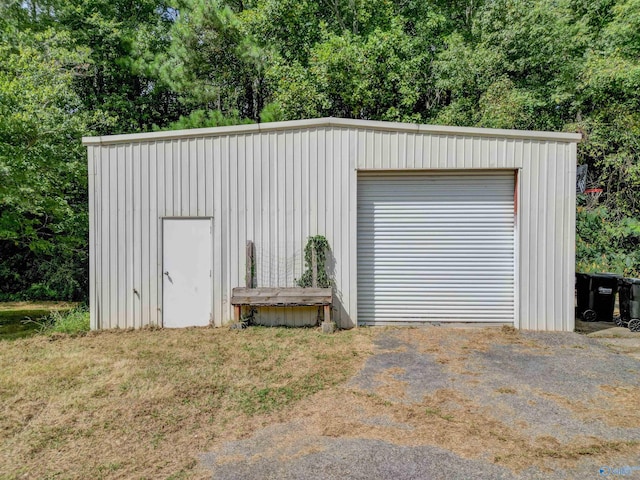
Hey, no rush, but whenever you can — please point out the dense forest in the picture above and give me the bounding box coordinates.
[1,0,639,301]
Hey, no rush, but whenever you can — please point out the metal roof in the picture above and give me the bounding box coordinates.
[82,117,583,146]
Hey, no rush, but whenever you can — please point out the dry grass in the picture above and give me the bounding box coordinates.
[0,302,78,312]
[0,326,373,479]
[541,385,640,429]
[393,325,546,378]
[3,324,638,479]
[290,386,639,472]
[201,326,639,476]
[208,377,639,475]
[279,327,638,472]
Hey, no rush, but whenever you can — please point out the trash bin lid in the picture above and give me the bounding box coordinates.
[590,273,622,279]
[621,277,640,285]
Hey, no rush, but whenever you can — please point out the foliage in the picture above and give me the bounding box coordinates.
[297,236,331,288]
[154,0,269,121]
[576,206,640,276]
[40,306,90,335]
[3,0,640,300]
[576,0,640,218]
[54,0,186,134]
[0,309,51,341]
[0,24,89,300]
[0,0,185,300]
[259,102,285,123]
[158,109,254,130]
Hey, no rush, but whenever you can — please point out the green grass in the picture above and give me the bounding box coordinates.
[42,307,90,335]
[0,309,51,340]
[0,305,88,340]
[425,407,455,422]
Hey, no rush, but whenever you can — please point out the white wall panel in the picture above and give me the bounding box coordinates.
[86,118,579,331]
[518,142,576,331]
[88,146,97,329]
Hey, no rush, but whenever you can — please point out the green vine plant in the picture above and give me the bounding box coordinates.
[296,235,331,288]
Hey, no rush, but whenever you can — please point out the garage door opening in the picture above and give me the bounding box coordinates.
[357,172,516,325]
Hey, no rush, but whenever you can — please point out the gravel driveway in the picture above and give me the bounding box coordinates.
[201,326,640,479]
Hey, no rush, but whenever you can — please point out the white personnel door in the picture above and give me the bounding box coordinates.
[162,218,212,328]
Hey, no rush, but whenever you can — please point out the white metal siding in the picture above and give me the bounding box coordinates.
[357,172,515,324]
[355,131,524,170]
[85,118,579,331]
[87,128,356,329]
[518,141,577,331]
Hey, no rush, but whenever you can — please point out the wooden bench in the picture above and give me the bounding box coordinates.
[230,287,332,324]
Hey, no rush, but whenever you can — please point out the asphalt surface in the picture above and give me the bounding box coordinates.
[202,435,516,480]
[200,327,640,479]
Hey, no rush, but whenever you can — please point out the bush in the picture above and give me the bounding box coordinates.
[576,206,640,276]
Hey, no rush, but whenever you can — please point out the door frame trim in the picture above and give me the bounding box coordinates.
[160,216,213,328]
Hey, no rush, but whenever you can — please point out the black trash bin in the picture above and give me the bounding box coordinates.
[617,277,640,331]
[576,273,620,322]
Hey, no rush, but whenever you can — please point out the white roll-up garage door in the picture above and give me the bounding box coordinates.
[357,172,515,324]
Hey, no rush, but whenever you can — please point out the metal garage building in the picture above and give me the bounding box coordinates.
[83,117,581,331]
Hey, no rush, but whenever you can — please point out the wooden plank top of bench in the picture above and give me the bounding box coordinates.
[231,287,332,306]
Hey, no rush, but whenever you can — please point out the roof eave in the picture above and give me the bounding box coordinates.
[82,117,583,146]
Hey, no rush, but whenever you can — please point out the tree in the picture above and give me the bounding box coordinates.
[577,0,640,217]
[54,0,185,134]
[0,23,89,299]
[155,0,269,121]
[2,0,640,300]
[432,0,589,130]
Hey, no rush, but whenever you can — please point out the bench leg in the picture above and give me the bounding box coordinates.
[321,304,335,333]
[234,305,241,323]
[323,305,331,323]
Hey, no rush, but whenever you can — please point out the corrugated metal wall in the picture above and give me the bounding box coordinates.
[518,141,577,331]
[86,119,578,331]
[354,130,524,170]
[88,128,357,329]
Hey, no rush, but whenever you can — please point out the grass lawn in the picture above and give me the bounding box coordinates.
[0,302,78,341]
[0,326,373,479]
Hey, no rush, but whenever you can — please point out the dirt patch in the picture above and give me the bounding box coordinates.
[372,367,409,401]
[596,338,640,360]
[349,386,636,471]
[391,326,547,376]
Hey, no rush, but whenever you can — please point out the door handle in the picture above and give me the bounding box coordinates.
[164,271,170,276]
